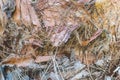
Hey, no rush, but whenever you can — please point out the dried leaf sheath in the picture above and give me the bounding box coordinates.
[0,0,120,79]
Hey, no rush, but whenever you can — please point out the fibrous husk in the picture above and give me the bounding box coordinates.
[0,0,120,79]
[0,0,119,65]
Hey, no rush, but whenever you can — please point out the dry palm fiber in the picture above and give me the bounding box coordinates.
[0,0,120,80]
[0,0,119,66]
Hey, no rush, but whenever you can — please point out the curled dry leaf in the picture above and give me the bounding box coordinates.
[1,54,52,67]
[0,54,34,67]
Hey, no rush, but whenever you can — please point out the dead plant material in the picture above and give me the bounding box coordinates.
[0,0,120,80]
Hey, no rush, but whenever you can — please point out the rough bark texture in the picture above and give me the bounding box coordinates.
[0,0,120,80]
